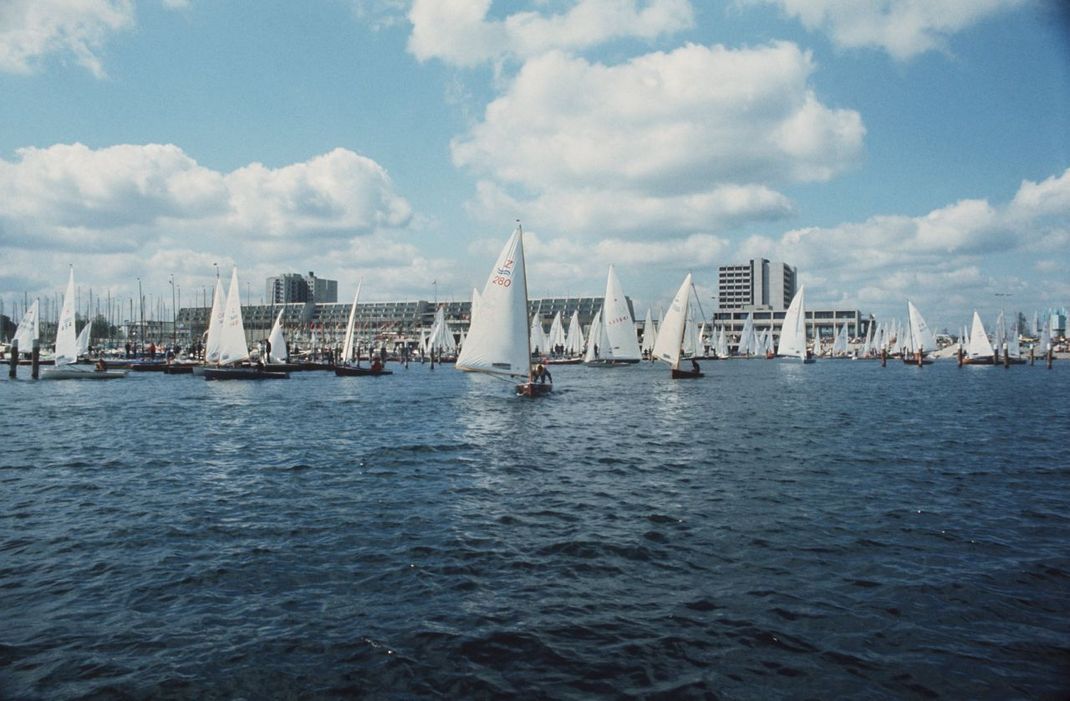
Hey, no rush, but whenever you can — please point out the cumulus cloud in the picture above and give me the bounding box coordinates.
[0,143,418,302]
[731,167,1070,326]
[0,0,134,77]
[750,0,1026,61]
[408,0,694,67]
[455,42,862,237]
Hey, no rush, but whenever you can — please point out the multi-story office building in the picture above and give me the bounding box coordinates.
[717,259,796,311]
[266,272,338,305]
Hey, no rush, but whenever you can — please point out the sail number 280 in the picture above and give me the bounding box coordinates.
[491,275,512,287]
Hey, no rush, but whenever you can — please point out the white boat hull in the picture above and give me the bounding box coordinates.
[41,364,128,380]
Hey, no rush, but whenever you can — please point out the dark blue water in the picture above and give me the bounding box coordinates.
[2,360,1068,699]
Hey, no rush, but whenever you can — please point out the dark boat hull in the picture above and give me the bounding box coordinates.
[333,365,393,377]
[516,382,553,397]
[203,367,290,380]
[671,368,704,379]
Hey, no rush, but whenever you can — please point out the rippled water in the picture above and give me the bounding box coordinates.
[2,360,1068,699]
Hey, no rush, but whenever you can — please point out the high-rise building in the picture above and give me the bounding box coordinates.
[266,272,338,305]
[717,259,796,310]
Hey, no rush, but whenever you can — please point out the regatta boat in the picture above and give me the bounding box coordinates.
[335,281,392,376]
[777,285,814,362]
[456,223,549,397]
[903,300,936,365]
[203,268,288,380]
[962,310,995,365]
[12,299,39,354]
[653,273,704,379]
[585,265,641,366]
[42,268,127,379]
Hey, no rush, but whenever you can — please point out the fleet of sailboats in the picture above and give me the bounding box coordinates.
[42,268,127,380]
[202,268,288,380]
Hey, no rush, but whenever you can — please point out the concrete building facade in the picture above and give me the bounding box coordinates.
[718,259,796,311]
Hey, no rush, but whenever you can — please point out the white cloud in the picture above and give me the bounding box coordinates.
[407,0,694,67]
[0,142,417,299]
[455,42,862,237]
[732,167,1070,326]
[750,0,1026,61]
[0,0,134,77]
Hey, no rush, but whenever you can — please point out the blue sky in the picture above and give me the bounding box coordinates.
[1,0,1068,332]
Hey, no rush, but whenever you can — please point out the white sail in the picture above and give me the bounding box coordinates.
[1040,319,1051,352]
[602,265,641,361]
[652,273,691,368]
[548,311,566,352]
[738,313,755,356]
[13,299,40,350]
[529,314,547,354]
[1007,318,1021,359]
[218,267,249,365]
[966,310,994,359]
[640,308,657,354]
[584,309,602,363]
[76,322,91,358]
[565,310,584,356]
[716,326,728,358]
[268,308,287,364]
[906,301,937,355]
[778,285,807,359]
[204,276,227,363]
[341,281,362,364]
[54,268,78,366]
[428,306,457,353]
[455,224,531,378]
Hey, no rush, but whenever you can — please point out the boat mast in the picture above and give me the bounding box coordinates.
[518,220,532,381]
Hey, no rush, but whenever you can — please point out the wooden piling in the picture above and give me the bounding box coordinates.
[7,340,17,378]
[31,340,40,379]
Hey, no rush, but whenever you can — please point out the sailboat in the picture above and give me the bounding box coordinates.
[585,265,641,366]
[42,268,126,379]
[455,222,549,397]
[961,310,995,365]
[777,285,814,363]
[902,300,936,365]
[11,299,40,355]
[267,308,288,364]
[652,273,703,379]
[203,268,288,380]
[335,281,392,376]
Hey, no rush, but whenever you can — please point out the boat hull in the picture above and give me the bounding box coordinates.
[41,365,128,380]
[516,382,553,397]
[670,368,704,379]
[961,356,995,365]
[584,359,639,367]
[544,357,583,365]
[333,365,393,377]
[203,367,290,380]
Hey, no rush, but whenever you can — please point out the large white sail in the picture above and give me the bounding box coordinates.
[738,312,754,356]
[455,224,531,378]
[778,285,807,359]
[547,311,566,352]
[966,310,994,359]
[268,308,287,363]
[602,265,641,361]
[54,268,78,366]
[565,310,584,356]
[12,299,40,350]
[429,306,457,353]
[341,281,362,364]
[716,326,728,358]
[218,267,249,365]
[652,273,691,368]
[204,276,227,363]
[907,301,937,354]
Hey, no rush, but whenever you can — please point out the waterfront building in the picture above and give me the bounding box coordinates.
[266,272,338,305]
[718,259,796,311]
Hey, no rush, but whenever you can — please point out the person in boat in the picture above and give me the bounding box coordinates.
[95,358,107,372]
[371,356,383,373]
[691,358,700,374]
